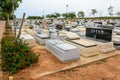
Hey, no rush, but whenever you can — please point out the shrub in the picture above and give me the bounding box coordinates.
[5,21,11,29]
[1,36,38,74]
[27,16,43,19]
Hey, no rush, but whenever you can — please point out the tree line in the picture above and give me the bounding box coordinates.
[28,6,120,19]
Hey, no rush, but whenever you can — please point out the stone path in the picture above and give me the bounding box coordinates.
[0,21,6,80]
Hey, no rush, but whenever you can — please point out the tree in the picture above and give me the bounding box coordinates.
[62,12,76,19]
[46,14,56,19]
[108,6,114,16]
[54,12,61,18]
[69,12,76,19]
[77,11,85,18]
[0,0,22,45]
[46,13,61,19]
[62,13,69,19]
[46,14,51,19]
[91,9,97,17]
[116,12,120,16]
[0,0,22,20]
[27,16,43,19]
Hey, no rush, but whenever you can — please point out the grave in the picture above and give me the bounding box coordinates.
[112,37,120,50]
[46,39,80,62]
[65,39,99,57]
[35,33,50,45]
[20,34,36,47]
[70,28,80,33]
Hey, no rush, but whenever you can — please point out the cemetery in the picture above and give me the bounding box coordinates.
[2,18,119,79]
[0,0,120,79]
[0,16,120,79]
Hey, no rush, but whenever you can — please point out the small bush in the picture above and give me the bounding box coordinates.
[1,36,38,74]
[5,21,11,29]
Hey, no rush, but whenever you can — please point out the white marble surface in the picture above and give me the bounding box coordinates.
[56,43,76,51]
[20,34,34,40]
[46,39,80,62]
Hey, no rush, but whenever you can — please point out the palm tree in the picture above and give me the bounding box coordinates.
[108,6,114,16]
[77,11,85,18]
[91,9,97,17]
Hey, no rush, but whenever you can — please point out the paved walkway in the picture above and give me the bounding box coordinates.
[0,21,6,80]
[0,21,5,39]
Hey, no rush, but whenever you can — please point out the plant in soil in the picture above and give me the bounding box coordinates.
[0,36,38,74]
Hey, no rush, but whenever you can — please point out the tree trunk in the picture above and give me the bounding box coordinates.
[17,13,26,39]
[12,0,17,45]
[7,13,10,28]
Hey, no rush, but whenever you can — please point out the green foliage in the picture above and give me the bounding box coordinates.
[54,12,61,18]
[91,9,97,17]
[77,11,85,18]
[5,21,10,29]
[27,16,43,19]
[62,12,76,19]
[46,12,61,19]
[1,12,14,20]
[0,0,22,19]
[1,36,38,74]
[3,32,9,35]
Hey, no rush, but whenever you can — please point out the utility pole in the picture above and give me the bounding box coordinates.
[66,4,68,13]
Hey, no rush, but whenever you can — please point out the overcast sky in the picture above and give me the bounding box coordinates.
[15,0,120,18]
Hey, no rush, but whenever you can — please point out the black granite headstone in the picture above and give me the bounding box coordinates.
[86,27,113,41]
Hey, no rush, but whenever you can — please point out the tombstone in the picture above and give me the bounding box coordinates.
[86,26,113,41]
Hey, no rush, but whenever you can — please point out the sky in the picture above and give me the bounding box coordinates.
[14,0,120,18]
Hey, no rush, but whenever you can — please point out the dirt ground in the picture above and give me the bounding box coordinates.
[2,45,120,80]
